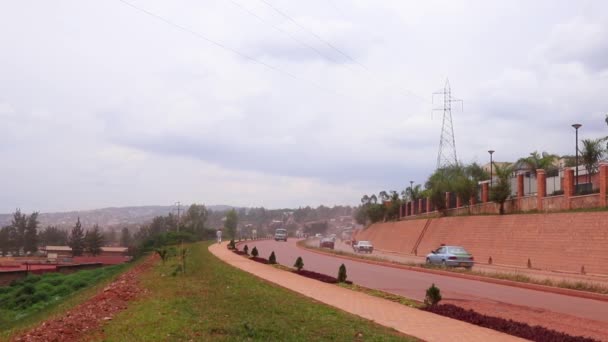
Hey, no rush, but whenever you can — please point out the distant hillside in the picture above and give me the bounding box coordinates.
[0,205,234,230]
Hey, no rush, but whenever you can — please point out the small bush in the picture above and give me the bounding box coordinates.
[251,246,259,257]
[269,251,277,264]
[527,258,532,269]
[294,256,304,271]
[337,264,347,283]
[424,283,442,306]
[228,239,236,250]
[243,245,249,255]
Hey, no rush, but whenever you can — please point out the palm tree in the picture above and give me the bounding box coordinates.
[408,185,423,202]
[490,162,514,214]
[580,138,607,184]
[378,191,390,203]
[516,151,558,176]
[360,195,370,205]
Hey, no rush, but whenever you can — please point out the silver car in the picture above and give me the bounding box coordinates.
[426,245,474,269]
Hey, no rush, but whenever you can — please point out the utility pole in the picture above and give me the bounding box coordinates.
[173,202,182,232]
[433,79,462,169]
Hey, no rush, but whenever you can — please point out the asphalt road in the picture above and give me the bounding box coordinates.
[244,239,608,323]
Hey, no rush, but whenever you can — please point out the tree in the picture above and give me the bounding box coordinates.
[11,209,27,254]
[85,225,104,256]
[378,191,390,203]
[68,217,86,256]
[224,209,238,240]
[39,226,68,246]
[23,212,39,253]
[120,227,132,247]
[516,151,558,176]
[490,162,514,214]
[580,138,606,184]
[184,204,209,239]
[104,228,117,245]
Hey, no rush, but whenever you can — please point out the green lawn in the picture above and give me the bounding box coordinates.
[100,242,416,341]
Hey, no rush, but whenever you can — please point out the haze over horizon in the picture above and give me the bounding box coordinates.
[1,0,607,213]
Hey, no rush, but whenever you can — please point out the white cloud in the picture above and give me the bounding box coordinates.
[1,0,608,213]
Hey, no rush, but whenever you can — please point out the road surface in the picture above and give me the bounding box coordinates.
[238,239,608,339]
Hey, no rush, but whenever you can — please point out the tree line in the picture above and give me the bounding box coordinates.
[0,209,133,257]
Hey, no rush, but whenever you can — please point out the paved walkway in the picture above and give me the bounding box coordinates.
[209,243,525,342]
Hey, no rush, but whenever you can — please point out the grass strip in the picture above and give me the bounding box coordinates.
[100,242,416,341]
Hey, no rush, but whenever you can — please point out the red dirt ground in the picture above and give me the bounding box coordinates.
[12,254,158,342]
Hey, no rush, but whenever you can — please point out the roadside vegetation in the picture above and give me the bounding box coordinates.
[0,263,133,340]
[100,242,415,341]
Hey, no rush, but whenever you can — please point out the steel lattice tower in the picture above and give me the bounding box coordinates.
[433,79,462,169]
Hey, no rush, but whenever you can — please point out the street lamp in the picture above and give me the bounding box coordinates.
[572,123,582,193]
[488,150,495,189]
[409,180,414,215]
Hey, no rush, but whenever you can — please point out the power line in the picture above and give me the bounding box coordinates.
[116,0,342,96]
[260,0,365,68]
[228,0,342,64]
[258,0,430,104]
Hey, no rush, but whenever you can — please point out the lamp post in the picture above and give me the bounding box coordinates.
[409,180,414,215]
[572,123,582,193]
[488,150,495,190]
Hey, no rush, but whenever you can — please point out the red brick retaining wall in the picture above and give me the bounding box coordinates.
[359,212,608,275]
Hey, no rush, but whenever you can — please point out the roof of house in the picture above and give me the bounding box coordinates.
[44,246,128,253]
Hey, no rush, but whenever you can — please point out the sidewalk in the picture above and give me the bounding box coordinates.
[209,243,525,342]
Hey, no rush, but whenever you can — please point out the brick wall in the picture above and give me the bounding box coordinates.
[354,219,428,254]
[570,194,600,210]
[366,212,608,275]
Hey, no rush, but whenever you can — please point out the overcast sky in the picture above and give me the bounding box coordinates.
[1,0,607,213]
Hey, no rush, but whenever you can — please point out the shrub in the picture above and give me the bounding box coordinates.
[156,248,169,264]
[228,239,236,250]
[424,283,442,306]
[527,258,532,269]
[251,246,259,257]
[294,256,304,271]
[337,264,347,283]
[31,291,50,304]
[243,245,249,255]
[268,251,277,264]
[52,285,71,297]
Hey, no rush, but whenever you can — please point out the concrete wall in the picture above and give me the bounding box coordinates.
[361,211,608,275]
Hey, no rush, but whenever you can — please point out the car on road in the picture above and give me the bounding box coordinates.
[319,238,335,249]
[353,240,373,253]
[426,245,474,268]
[274,228,288,242]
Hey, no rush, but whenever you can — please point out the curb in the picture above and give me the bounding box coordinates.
[297,242,608,303]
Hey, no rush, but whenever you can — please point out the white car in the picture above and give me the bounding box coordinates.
[274,228,288,241]
[353,241,374,253]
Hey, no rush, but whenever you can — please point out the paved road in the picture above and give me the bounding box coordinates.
[244,239,608,324]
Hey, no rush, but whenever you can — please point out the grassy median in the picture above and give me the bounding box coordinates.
[100,242,415,341]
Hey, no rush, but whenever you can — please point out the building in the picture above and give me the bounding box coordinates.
[44,246,129,257]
